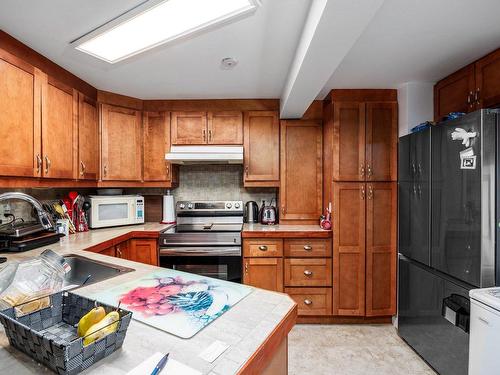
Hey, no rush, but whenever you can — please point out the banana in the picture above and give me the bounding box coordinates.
[83,311,120,346]
[77,306,106,337]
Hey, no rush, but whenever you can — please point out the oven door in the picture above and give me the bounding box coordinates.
[160,247,242,283]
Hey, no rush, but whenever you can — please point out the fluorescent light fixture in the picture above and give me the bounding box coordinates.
[74,0,260,63]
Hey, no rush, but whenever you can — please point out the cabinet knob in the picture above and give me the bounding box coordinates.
[304,299,313,306]
[258,245,268,251]
[304,270,313,276]
[103,165,107,177]
[245,262,248,274]
[44,156,51,175]
[303,245,312,251]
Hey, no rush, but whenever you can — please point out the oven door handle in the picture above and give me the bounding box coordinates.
[160,247,241,257]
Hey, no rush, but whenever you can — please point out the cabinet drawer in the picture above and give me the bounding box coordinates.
[285,288,332,315]
[243,239,283,257]
[284,258,332,287]
[284,239,332,257]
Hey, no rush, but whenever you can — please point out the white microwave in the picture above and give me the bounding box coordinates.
[89,195,145,229]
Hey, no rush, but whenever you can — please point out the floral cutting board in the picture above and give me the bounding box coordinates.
[89,269,253,338]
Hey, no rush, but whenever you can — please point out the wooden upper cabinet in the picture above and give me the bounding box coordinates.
[434,64,475,121]
[208,111,243,144]
[41,76,77,179]
[333,182,366,316]
[365,182,397,317]
[243,257,283,292]
[365,102,397,181]
[171,111,207,145]
[475,48,500,109]
[143,111,175,182]
[0,50,41,177]
[101,104,142,181]
[243,111,280,186]
[77,94,99,180]
[333,102,365,181]
[280,120,322,222]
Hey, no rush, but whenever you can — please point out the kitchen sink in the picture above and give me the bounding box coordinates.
[62,254,134,289]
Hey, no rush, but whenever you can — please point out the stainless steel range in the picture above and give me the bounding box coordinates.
[159,200,243,282]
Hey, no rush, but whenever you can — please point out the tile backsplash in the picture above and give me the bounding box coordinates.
[0,165,277,222]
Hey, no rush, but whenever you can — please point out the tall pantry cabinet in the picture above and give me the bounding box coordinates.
[324,90,398,317]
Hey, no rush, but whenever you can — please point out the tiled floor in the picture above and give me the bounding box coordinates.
[288,324,437,375]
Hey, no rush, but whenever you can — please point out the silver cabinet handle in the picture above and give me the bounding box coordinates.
[166,163,170,177]
[36,154,42,174]
[475,88,480,105]
[368,185,373,200]
[208,129,212,142]
[304,299,312,306]
[202,129,206,142]
[44,156,51,174]
[258,245,268,251]
[103,165,107,177]
[303,245,312,251]
[245,166,249,177]
[360,163,365,178]
[468,91,473,108]
[304,270,313,276]
[367,164,373,178]
[361,185,365,200]
[80,161,86,176]
[245,262,248,274]
[116,246,122,258]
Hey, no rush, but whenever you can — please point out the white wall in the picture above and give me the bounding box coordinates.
[398,82,434,137]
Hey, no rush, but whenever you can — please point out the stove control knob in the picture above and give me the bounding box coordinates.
[226,202,233,209]
[234,202,240,209]
[187,203,193,209]
[179,203,185,209]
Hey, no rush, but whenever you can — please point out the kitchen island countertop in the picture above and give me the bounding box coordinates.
[0,223,297,375]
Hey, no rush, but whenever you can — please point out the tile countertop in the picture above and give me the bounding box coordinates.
[0,223,296,375]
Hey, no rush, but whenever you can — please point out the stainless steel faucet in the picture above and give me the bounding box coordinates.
[0,192,54,230]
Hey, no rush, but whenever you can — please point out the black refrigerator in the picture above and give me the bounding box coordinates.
[398,109,500,375]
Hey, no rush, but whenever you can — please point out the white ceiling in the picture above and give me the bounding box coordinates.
[0,0,311,99]
[1,0,500,102]
[318,0,500,97]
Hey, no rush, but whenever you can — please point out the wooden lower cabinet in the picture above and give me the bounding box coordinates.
[332,182,397,317]
[86,238,158,266]
[243,257,283,292]
[95,245,116,257]
[243,239,283,257]
[285,288,332,316]
[284,258,332,287]
[365,182,397,316]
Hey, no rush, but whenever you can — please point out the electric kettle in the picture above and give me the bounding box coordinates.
[244,201,259,223]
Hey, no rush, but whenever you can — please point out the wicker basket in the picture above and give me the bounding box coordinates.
[0,291,132,375]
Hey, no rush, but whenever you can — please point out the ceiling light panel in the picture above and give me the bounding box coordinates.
[75,0,259,63]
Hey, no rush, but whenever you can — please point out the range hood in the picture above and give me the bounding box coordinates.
[165,146,243,164]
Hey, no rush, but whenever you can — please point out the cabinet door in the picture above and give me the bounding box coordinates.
[41,77,77,179]
[0,51,41,177]
[171,111,207,145]
[208,111,243,144]
[475,49,500,109]
[280,120,322,221]
[143,111,173,182]
[99,246,116,257]
[333,102,365,181]
[243,111,280,186]
[365,102,397,181]
[333,182,366,316]
[243,257,283,292]
[77,94,99,180]
[434,64,475,121]
[128,239,159,266]
[101,104,142,181]
[365,182,397,316]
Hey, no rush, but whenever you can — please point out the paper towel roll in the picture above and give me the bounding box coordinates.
[162,193,176,224]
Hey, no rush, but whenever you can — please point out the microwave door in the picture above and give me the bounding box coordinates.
[92,201,132,228]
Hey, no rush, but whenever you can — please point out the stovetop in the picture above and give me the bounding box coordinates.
[174,223,243,233]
